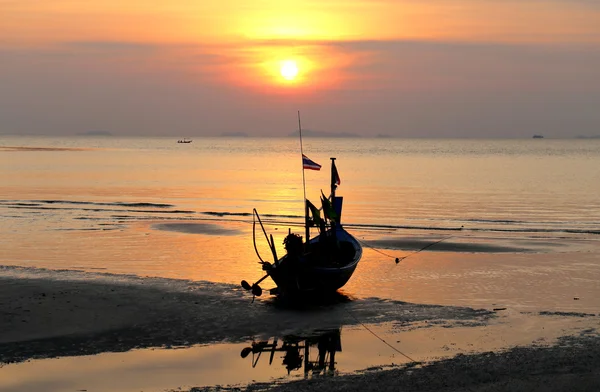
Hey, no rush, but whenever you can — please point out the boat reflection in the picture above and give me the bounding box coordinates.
[240,329,342,376]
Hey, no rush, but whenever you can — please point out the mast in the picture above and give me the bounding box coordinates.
[329,157,341,231]
[297,111,310,247]
[298,111,307,205]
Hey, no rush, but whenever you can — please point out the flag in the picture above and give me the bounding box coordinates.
[332,160,341,186]
[302,154,321,171]
[321,191,338,221]
[306,199,322,227]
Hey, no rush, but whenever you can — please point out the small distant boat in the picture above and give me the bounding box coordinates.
[532,135,544,139]
[242,114,362,299]
[177,138,192,143]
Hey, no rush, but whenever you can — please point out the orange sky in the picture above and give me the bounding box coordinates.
[5,1,600,44]
[1,0,600,137]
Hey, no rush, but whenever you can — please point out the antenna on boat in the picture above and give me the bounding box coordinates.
[298,110,307,204]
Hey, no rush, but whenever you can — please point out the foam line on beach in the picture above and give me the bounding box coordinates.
[0,146,93,152]
[2,199,599,236]
[0,199,175,208]
[5,205,194,214]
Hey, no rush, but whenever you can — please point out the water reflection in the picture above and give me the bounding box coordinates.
[241,329,342,376]
[266,291,354,309]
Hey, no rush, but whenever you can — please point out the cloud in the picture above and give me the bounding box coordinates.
[1,37,599,138]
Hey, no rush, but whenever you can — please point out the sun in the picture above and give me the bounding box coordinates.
[280,60,299,81]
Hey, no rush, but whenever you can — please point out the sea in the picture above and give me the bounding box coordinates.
[2,135,600,303]
[1,135,600,391]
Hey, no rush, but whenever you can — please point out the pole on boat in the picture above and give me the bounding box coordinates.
[330,157,336,199]
[297,111,310,249]
[329,157,338,237]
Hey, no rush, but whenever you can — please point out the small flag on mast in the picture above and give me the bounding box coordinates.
[302,154,321,171]
[332,160,341,186]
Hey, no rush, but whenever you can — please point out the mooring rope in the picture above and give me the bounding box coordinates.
[358,235,454,264]
[397,236,453,262]
[357,238,400,260]
[345,303,479,392]
[352,233,483,392]
[344,307,420,364]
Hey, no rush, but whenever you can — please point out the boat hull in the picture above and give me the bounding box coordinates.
[267,226,362,296]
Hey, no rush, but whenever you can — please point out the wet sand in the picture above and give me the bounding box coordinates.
[221,334,600,392]
[0,268,495,364]
[1,268,600,391]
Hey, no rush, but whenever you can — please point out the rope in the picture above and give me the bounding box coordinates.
[345,306,480,392]
[344,307,420,364]
[357,238,399,260]
[396,236,453,262]
[350,234,483,392]
[358,236,454,264]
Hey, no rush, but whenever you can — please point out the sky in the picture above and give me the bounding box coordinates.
[1,0,600,138]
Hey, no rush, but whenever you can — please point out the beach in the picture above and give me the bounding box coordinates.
[1,257,600,391]
[226,335,600,392]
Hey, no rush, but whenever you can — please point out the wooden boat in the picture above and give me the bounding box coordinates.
[242,157,363,298]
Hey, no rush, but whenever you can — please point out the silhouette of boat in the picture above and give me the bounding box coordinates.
[240,329,342,375]
[177,138,192,143]
[242,155,362,298]
[532,135,544,139]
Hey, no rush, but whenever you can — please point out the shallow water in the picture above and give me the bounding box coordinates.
[2,136,599,236]
[1,312,597,392]
[2,218,598,313]
[2,137,599,291]
[1,136,600,390]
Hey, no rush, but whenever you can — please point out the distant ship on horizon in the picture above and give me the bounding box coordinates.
[532,135,544,139]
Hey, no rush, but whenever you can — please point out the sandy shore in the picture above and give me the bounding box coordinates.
[194,333,600,392]
[1,270,599,391]
[0,267,499,364]
[0,273,261,363]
